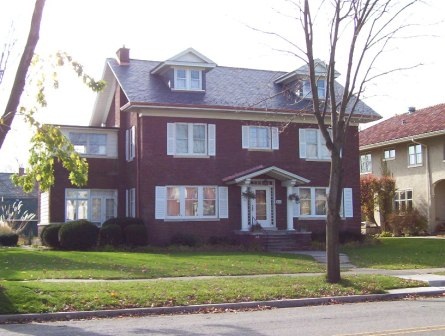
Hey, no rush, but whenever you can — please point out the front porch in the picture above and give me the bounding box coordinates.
[235,230,312,251]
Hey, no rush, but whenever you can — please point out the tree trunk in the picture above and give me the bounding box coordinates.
[0,0,45,149]
[326,151,343,283]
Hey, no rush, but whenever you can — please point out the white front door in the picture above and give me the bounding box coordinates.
[251,186,273,228]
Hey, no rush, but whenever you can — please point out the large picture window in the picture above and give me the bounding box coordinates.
[65,189,117,225]
[166,186,217,219]
[298,187,328,217]
[69,132,107,156]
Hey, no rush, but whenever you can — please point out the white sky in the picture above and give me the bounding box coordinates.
[0,0,444,172]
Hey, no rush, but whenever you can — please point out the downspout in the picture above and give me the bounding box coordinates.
[136,114,141,217]
[411,138,432,229]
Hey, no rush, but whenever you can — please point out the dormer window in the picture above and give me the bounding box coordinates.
[301,79,326,99]
[174,68,202,91]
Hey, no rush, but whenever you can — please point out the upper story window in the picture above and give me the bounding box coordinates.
[69,132,107,156]
[408,144,422,166]
[384,148,395,160]
[167,123,216,157]
[125,126,135,161]
[360,154,372,174]
[299,128,330,161]
[242,126,279,150]
[174,68,202,91]
[301,79,326,99]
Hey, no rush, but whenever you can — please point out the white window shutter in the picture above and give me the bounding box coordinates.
[125,189,129,216]
[218,186,229,219]
[208,124,216,156]
[167,123,175,155]
[271,127,279,150]
[155,186,166,219]
[242,126,249,149]
[293,187,300,217]
[130,126,136,160]
[299,129,306,158]
[343,188,353,218]
[125,129,130,161]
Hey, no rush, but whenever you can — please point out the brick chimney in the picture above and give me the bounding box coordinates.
[18,167,25,176]
[116,46,130,65]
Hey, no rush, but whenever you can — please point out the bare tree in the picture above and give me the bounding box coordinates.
[297,0,419,282]
[0,0,45,149]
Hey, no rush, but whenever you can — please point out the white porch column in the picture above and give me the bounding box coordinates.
[241,180,251,231]
[285,180,297,231]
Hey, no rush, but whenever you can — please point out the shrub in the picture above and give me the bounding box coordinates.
[59,220,99,250]
[0,231,19,246]
[387,209,428,236]
[40,223,63,248]
[123,224,147,246]
[208,236,237,246]
[99,223,123,246]
[339,230,364,244]
[170,233,199,247]
[102,217,144,230]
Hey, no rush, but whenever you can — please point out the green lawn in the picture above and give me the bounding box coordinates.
[0,275,422,314]
[343,238,445,269]
[0,248,324,280]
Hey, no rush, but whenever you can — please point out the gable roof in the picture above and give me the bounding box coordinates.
[222,165,310,185]
[359,103,445,149]
[274,59,340,84]
[90,49,381,126]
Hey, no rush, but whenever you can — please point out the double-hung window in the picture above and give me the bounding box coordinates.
[408,144,422,166]
[69,132,107,156]
[242,126,279,150]
[299,128,330,160]
[167,123,215,156]
[174,68,202,91]
[360,154,372,174]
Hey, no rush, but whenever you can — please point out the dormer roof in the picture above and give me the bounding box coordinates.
[274,59,341,85]
[150,48,217,75]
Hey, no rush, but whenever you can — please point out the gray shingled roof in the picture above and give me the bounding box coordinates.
[0,173,37,198]
[107,58,380,119]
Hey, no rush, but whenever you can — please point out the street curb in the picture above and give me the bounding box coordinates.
[1,289,444,324]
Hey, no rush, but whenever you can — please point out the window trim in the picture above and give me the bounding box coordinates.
[297,187,328,218]
[301,79,326,99]
[167,123,215,157]
[126,126,136,162]
[69,132,108,157]
[360,153,372,174]
[394,189,413,213]
[299,128,331,161]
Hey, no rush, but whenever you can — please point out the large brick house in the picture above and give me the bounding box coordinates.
[359,104,445,233]
[40,47,380,246]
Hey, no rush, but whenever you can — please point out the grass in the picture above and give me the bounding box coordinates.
[343,237,445,269]
[0,247,324,280]
[0,275,423,314]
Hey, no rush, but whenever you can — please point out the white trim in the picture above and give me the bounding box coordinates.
[242,125,279,150]
[218,186,228,218]
[227,166,310,185]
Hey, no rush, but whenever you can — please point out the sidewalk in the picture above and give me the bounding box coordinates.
[1,251,445,324]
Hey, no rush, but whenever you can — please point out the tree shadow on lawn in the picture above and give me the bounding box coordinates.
[0,285,15,314]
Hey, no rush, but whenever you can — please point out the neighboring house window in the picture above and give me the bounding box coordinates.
[69,132,107,156]
[126,188,136,217]
[65,189,117,225]
[394,189,413,213]
[155,186,229,220]
[299,128,330,160]
[167,123,216,156]
[301,79,326,99]
[360,154,372,173]
[408,144,422,166]
[298,187,328,217]
[384,149,395,160]
[174,68,202,90]
[126,126,135,161]
[242,126,279,150]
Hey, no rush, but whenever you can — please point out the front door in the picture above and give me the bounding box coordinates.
[251,186,273,228]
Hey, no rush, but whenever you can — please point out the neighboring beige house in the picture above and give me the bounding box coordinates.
[359,104,445,233]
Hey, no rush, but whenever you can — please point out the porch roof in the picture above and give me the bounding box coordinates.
[222,165,310,185]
